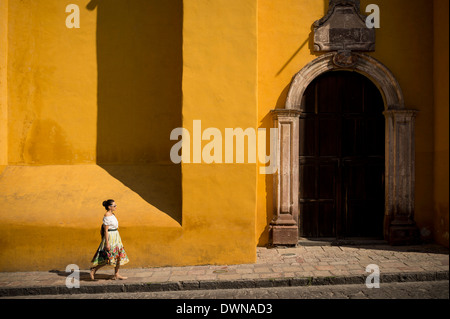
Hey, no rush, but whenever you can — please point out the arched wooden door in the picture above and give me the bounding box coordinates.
[299,71,385,239]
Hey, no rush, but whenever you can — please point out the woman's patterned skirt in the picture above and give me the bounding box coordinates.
[91,230,129,267]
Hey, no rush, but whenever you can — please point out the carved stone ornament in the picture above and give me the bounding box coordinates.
[332,50,359,67]
[313,0,375,52]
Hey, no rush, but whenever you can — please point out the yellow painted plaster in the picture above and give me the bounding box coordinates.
[7,0,97,165]
[433,0,449,247]
[0,0,7,167]
[182,0,258,261]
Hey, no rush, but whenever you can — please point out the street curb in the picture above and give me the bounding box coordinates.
[0,271,448,297]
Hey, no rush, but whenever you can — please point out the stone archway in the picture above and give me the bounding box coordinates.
[284,52,405,110]
[270,13,419,246]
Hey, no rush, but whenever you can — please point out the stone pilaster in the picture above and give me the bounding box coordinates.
[269,109,301,246]
[384,110,420,245]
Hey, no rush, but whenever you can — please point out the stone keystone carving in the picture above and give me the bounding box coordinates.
[332,50,359,67]
[313,0,375,53]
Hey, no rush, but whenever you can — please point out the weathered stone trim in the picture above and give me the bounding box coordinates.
[285,52,405,111]
[269,109,301,246]
[384,110,420,245]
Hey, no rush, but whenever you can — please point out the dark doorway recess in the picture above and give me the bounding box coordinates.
[299,71,385,239]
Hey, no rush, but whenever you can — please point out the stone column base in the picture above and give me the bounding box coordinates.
[388,225,420,246]
[271,225,298,246]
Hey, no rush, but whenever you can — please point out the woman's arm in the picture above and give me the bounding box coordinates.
[104,225,110,250]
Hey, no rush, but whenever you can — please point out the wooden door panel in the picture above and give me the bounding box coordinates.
[364,79,385,114]
[318,162,337,199]
[317,74,342,114]
[319,202,336,237]
[300,202,317,238]
[300,160,339,238]
[365,200,385,237]
[318,118,340,156]
[344,162,366,200]
[345,200,365,237]
[343,160,385,237]
[299,71,385,239]
[365,161,385,199]
[342,117,365,157]
[365,118,385,156]
[299,162,316,199]
[299,117,316,157]
[346,199,384,237]
[301,82,316,114]
[342,73,364,114]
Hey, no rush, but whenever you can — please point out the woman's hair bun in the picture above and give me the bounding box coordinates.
[102,199,115,209]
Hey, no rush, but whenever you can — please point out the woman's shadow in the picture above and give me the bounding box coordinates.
[49,269,113,282]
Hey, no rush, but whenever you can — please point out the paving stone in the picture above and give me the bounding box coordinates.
[240,274,261,280]
[217,274,242,280]
[254,267,273,273]
[195,275,218,281]
[312,270,333,277]
[315,265,335,271]
[235,268,253,274]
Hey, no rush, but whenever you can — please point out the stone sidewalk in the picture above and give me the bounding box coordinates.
[0,244,448,297]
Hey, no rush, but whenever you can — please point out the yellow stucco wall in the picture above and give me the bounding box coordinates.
[7,0,97,165]
[433,0,449,247]
[0,0,7,171]
[181,0,258,265]
[0,0,258,271]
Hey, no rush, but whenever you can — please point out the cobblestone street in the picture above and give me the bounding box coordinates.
[5,280,448,300]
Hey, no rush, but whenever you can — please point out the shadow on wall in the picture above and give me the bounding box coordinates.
[87,0,183,224]
[274,0,329,105]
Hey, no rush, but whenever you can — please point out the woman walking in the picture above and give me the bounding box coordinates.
[90,199,129,280]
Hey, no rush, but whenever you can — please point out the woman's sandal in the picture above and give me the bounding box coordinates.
[89,268,97,281]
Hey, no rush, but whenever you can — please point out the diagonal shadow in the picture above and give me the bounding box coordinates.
[276,0,329,77]
[276,38,309,77]
[87,0,183,225]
